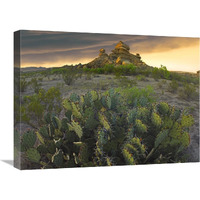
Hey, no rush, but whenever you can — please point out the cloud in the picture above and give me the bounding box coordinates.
[20,30,199,67]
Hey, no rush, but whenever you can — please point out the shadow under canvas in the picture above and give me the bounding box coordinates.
[1,160,13,166]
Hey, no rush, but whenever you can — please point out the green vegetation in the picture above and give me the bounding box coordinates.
[62,68,81,85]
[152,65,170,80]
[84,64,137,76]
[15,64,199,169]
[15,87,194,169]
[167,80,179,93]
[30,78,42,93]
[20,78,29,92]
[18,87,62,126]
[179,83,198,100]
[157,80,167,89]
[21,64,199,86]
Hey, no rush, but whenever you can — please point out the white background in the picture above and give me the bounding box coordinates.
[0,0,199,199]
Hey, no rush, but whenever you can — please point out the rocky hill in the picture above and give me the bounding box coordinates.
[83,41,150,68]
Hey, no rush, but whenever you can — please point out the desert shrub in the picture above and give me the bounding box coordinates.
[56,82,64,90]
[114,64,137,75]
[38,77,43,82]
[62,72,75,85]
[20,78,29,92]
[15,87,194,169]
[179,83,198,100]
[115,76,137,88]
[83,64,137,76]
[30,78,42,93]
[22,87,62,126]
[136,75,147,81]
[170,72,199,85]
[97,81,108,90]
[152,65,170,80]
[62,68,80,85]
[157,80,167,89]
[116,86,155,107]
[85,72,93,80]
[167,80,179,93]
[103,64,115,74]
[14,95,20,124]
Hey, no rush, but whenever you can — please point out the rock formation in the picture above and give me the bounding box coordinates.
[85,48,110,68]
[84,41,149,68]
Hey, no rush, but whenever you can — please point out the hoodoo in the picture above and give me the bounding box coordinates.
[84,41,148,68]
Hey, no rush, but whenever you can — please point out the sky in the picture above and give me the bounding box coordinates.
[19,30,199,73]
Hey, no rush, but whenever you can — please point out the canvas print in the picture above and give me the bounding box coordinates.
[14,30,199,169]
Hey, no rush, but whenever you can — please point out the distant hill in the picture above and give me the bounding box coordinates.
[21,66,47,72]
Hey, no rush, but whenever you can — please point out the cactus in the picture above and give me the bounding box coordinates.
[181,115,194,128]
[78,143,89,164]
[151,112,162,127]
[68,120,83,139]
[44,112,51,124]
[35,131,45,144]
[135,119,147,133]
[71,102,82,119]
[22,130,36,150]
[52,116,62,129]
[39,126,49,138]
[171,107,181,121]
[70,93,80,102]
[122,137,146,165]
[52,149,64,167]
[60,118,69,132]
[154,130,169,148]
[17,87,195,169]
[122,148,135,165]
[63,99,72,111]
[127,108,137,124]
[137,107,149,122]
[89,90,98,102]
[98,112,111,132]
[26,148,41,163]
[157,102,169,115]
[106,96,112,109]
[97,129,108,145]
[105,156,113,166]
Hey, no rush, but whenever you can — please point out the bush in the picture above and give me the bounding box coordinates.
[22,87,62,126]
[85,72,93,80]
[167,80,179,93]
[15,87,194,169]
[30,78,42,93]
[157,80,167,89]
[152,65,170,80]
[62,71,76,85]
[62,68,82,85]
[20,78,29,92]
[179,83,198,100]
[115,76,137,88]
[114,64,137,75]
[136,75,147,81]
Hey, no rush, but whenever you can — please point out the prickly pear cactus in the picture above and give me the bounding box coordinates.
[157,102,169,115]
[17,87,195,169]
[52,149,64,167]
[122,137,146,165]
[26,148,41,163]
[22,130,36,150]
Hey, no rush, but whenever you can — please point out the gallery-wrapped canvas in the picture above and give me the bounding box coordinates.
[14,30,199,170]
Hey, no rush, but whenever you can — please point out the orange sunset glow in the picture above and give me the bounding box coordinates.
[20,31,199,73]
